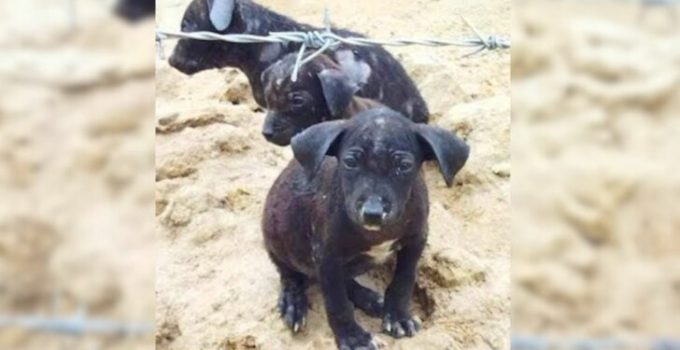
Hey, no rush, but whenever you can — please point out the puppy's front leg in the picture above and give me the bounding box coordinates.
[382,237,425,338]
[319,256,377,350]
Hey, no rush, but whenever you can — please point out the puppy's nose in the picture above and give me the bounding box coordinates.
[262,126,275,141]
[169,54,199,75]
[361,196,387,227]
[262,130,274,140]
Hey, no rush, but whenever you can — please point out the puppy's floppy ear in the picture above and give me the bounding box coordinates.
[291,120,346,179]
[414,124,470,187]
[318,69,358,119]
[209,0,235,31]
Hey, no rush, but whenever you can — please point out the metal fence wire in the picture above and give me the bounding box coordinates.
[0,310,152,337]
[155,10,511,81]
[512,335,680,350]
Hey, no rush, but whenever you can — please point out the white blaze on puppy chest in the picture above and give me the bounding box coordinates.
[365,239,398,263]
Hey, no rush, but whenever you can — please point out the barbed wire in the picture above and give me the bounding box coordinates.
[0,310,152,337]
[512,335,680,350]
[156,9,510,82]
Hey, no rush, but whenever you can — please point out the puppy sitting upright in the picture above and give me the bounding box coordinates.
[260,52,381,146]
[262,109,469,349]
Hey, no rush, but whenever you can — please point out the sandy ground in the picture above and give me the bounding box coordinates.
[513,0,680,338]
[0,1,155,349]
[156,0,510,349]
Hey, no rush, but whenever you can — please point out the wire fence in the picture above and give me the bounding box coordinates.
[512,335,680,350]
[155,10,510,81]
[0,310,152,337]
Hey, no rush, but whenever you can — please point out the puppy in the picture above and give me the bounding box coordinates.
[262,108,469,349]
[260,53,381,146]
[114,0,155,22]
[168,0,429,123]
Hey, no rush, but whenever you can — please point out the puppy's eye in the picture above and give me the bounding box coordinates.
[397,160,414,173]
[343,156,359,170]
[393,153,414,174]
[289,94,306,108]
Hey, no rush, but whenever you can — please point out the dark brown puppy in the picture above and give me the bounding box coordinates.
[263,109,469,350]
[114,0,155,22]
[168,0,429,124]
[260,53,381,146]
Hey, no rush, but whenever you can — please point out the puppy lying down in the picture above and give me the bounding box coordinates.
[262,108,469,350]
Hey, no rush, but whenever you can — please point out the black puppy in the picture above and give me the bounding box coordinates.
[114,0,155,22]
[261,53,382,146]
[168,0,429,123]
[262,109,469,349]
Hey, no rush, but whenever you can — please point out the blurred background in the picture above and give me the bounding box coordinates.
[0,0,154,349]
[513,0,680,348]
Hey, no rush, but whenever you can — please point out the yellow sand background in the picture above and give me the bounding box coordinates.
[513,0,680,338]
[0,1,155,349]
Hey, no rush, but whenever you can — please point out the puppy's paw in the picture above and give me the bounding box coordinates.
[337,328,379,350]
[348,283,384,318]
[278,286,308,333]
[381,313,421,338]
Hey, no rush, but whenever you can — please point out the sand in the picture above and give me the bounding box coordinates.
[513,0,680,338]
[155,0,510,349]
[0,1,155,349]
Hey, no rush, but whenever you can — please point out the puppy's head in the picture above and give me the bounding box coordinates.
[169,0,244,75]
[261,53,359,146]
[114,0,155,22]
[291,109,470,231]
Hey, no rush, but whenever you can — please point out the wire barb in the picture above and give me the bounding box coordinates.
[155,10,510,81]
[156,29,166,61]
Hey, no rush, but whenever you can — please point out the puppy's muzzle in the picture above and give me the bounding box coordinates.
[262,112,293,146]
[169,52,201,75]
[261,124,275,141]
[360,196,390,231]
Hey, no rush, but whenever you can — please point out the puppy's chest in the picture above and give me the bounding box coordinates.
[361,239,401,264]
